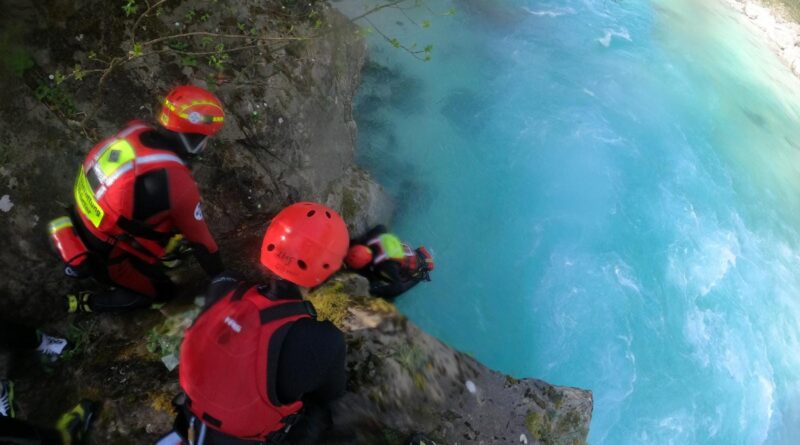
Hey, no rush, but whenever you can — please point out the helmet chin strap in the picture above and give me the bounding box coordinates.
[179,132,208,155]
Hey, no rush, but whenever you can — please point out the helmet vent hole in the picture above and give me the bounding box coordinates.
[325,211,331,219]
[322,263,330,269]
[307,210,316,217]
[267,244,275,252]
[297,260,308,270]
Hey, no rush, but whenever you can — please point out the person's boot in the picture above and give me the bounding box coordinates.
[56,400,98,445]
[65,291,93,313]
[36,332,69,360]
[0,380,15,418]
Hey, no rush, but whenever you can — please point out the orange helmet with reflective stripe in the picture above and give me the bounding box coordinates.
[158,85,225,136]
[260,202,350,288]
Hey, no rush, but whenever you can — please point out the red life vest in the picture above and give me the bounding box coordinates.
[73,121,188,262]
[179,284,315,440]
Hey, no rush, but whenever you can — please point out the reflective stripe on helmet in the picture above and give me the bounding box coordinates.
[163,98,225,123]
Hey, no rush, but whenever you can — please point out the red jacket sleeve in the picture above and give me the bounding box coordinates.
[168,168,219,254]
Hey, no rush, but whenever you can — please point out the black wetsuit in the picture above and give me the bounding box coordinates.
[352,225,424,299]
[176,273,347,444]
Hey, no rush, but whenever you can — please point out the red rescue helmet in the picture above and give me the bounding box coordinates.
[345,244,373,269]
[158,85,225,138]
[260,202,349,287]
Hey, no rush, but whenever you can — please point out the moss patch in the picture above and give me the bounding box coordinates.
[149,391,175,413]
[525,410,549,442]
[308,281,352,327]
[340,186,360,221]
[308,280,399,329]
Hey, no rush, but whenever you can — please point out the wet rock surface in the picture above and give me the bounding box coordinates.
[0,1,591,443]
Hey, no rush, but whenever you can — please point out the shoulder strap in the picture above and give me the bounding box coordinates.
[230,282,253,302]
[259,301,317,325]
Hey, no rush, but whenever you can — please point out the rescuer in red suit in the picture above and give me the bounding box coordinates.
[61,85,226,313]
[161,202,349,445]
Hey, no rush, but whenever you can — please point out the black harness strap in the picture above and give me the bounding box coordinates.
[259,301,317,325]
[202,413,223,428]
[230,283,253,302]
[116,216,172,241]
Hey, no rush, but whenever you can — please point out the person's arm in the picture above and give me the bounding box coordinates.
[168,170,224,276]
[276,319,347,404]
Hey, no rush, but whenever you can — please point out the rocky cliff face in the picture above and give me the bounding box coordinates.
[0,1,591,443]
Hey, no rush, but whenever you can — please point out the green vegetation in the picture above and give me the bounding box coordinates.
[0,25,33,78]
[308,278,398,329]
[525,408,588,445]
[307,281,353,326]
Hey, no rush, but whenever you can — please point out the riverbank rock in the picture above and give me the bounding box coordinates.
[0,1,591,444]
[722,0,800,78]
[310,279,593,445]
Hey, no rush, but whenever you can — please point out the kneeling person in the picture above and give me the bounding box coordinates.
[171,203,349,444]
[53,85,226,313]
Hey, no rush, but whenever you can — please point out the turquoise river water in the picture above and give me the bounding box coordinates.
[336,0,800,443]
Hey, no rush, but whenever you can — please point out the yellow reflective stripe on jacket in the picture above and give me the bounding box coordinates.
[74,167,105,228]
[95,139,136,179]
[48,216,73,234]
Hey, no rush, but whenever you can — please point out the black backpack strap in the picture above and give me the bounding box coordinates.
[230,282,253,302]
[116,216,172,241]
[259,301,317,325]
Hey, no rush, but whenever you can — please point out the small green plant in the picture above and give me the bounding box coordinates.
[185,8,197,22]
[207,43,230,70]
[168,40,190,51]
[393,343,429,374]
[35,82,77,117]
[122,0,138,17]
[129,42,143,58]
[181,56,198,67]
[61,320,96,361]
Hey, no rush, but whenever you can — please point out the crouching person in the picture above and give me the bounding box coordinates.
[158,202,349,445]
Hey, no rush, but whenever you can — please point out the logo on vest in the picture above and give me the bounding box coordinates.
[223,316,242,333]
[194,203,203,221]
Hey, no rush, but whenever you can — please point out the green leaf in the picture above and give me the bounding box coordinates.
[445,7,456,16]
[53,69,65,85]
[390,38,401,48]
[422,20,432,28]
[122,0,138,17]
[72,64,84,81]
[130,42,143,57]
